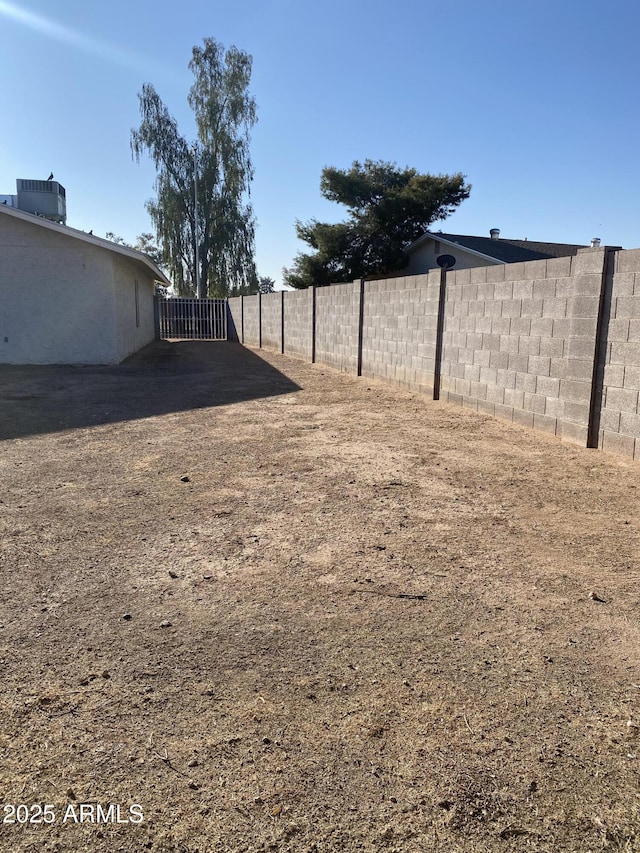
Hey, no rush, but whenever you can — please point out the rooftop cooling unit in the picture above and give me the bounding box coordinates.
[16,179,67,224]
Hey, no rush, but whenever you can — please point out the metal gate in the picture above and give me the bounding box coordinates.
[156,297,227,340]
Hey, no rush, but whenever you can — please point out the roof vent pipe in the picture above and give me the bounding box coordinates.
[591,237,601,248]
[490,228,500,240]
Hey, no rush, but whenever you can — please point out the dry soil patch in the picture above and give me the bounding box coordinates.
[0,340,639,852]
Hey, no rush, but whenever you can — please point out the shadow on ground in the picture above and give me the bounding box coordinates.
[0,340,300,441]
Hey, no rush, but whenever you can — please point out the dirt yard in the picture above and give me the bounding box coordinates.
[0,340,639,853]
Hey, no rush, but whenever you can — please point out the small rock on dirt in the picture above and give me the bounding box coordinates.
[180,475,190,483]
[160,620,172,628]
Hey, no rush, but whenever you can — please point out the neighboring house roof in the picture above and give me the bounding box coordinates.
[0,203,171,285]
[406,231,588,265]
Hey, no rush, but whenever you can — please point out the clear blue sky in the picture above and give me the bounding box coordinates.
[1,0,639,289]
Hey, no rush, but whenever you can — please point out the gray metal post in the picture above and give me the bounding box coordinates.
[433,267,447,400]
[357,278,365,376]
[281,290,285,354]
[311,286,317,363]
[587,247,617,448]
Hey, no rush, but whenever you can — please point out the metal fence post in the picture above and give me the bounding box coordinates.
[281,290,285,354]
[357,278,365,376]
[311,286,316,363]
[433,267,447,400]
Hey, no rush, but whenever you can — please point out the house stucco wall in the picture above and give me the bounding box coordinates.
[404,238,497,275]
[0,214,156,364]
[0,217,118,363]
[112,254,156,363]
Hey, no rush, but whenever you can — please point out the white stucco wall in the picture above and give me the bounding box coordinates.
[404,238,498,275]
[0,214,157,364]
[112,255,156,363]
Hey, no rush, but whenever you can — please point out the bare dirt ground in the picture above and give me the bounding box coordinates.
[0,340,639,853]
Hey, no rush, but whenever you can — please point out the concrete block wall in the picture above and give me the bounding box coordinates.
[598,248,640,459]
[315,280,361,373]
[242,295,260,346]
[227,296,241,341]
[438,249,605,445]
[261,292,283,352]
[560,249,606,446]
[283,288,313,360]
[226,246,640,463]
[361,273,441,393]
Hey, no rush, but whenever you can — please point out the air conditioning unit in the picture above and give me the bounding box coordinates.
[16,179,67,224]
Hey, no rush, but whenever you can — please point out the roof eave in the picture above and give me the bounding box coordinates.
[0,204,172,285]
[405,231,506,265]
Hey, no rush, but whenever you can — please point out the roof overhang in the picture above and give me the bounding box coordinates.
[0,204,172,285]
[405,231,506,265]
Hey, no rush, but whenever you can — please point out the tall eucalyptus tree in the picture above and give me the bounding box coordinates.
[132,38,257,296]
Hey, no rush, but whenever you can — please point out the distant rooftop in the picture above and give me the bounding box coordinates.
[408,231,589,264]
